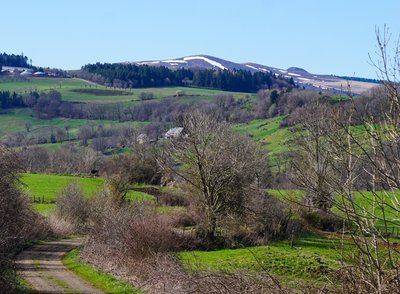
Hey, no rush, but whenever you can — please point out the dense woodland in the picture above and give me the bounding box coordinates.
[0,91,25,109]
[0,53,30,68]
[339,75,382,84]
[77,63,296,92]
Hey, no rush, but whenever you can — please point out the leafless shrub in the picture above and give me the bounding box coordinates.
[300,209,345,232]
[132,186,190,207]
[55,182,90,233]
[170,210,199,228]
[334,266,400,294]
[220,193,297,247]
[47,214,77,236]
[84,188,187,263]
[102,144,161,186]
[0,146,52,292]
[158,192,189,206]
[187,270,286,294]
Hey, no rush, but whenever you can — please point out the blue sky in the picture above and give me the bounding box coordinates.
[3,0,400,78]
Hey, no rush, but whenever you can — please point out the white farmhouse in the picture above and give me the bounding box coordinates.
[164,127,184,139]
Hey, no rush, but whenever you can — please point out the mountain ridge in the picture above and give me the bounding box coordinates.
[124,54,378,94]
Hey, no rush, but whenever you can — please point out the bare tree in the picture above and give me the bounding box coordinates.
[289,26,400,292]
[290,103,339,211]
[333,26,400,292]
[157,110,269,242]
[24,121,32,132]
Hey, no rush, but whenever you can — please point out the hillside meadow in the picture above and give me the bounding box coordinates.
[0,107,147,140]
[0,77,255,103]
[178,234,351,287]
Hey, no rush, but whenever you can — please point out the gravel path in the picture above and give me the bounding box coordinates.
[16,238,104,294]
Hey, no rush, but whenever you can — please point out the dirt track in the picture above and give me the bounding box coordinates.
[16,238,104,294]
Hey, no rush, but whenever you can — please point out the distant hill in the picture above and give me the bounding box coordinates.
[126,55,377,94]
[79,62,295,93]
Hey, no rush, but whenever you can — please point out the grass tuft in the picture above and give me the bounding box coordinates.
[63,248,143,294]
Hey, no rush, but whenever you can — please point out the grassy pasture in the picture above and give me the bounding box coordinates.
[234,116,291,156]
[334,191,400,231]
[234,116,292,172]
[268,189,400,233]
[178,234,350,286]
[0,108,147,142]
[0,77,255,103]
[20,173,154,214]
[0,77,135,103]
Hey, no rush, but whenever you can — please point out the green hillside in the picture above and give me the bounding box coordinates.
[0,77,255,103]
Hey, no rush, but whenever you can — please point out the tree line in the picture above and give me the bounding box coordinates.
[0,91,25,109]
[77,63,295,92]
[0,52,30,68]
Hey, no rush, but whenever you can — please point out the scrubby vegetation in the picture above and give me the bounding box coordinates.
[0,147,52,292]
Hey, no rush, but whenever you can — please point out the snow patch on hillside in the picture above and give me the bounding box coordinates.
[288,73,301,77]
[183,56,226,70]
[138,61,160,65]
[245,64,258,70]
[162,59,187,64]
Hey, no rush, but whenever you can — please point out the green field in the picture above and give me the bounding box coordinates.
[0,108,148,141]
[0,77,256,146]
[0,77,255,103]
[335,191,400,231]
[234,116,291,156]
[21,173,154,214]
[234,116,292,172]
[268,188,400,233]
[0,77,135,103]
[178,234,349,287]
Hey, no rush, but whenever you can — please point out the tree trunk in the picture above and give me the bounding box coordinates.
[206,209,217,242]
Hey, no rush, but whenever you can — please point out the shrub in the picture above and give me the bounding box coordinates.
[248,193,294,243]
[84,189,187,263]
[170,210,199,228]
[0,147,52,292]
[301,209,344,232]
[133,187,190,207]
[55,182,90,233]
[175,90,185,97]
[139,92,155,100]
[102,145,161,186]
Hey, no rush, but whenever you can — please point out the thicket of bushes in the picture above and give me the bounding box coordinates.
[0,147,53,292]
